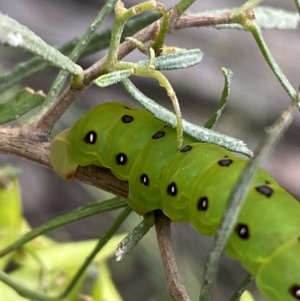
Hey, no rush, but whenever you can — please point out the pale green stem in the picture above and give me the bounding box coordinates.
[229,274,254,301]
[137,69,183,148]
[204,68,232,129]
[0,270,52,301]
[295,0,300,15]
[150,4,168,54]
[245,22,296,102]
[105,1,164,67]
[115,60,184,148]
[115,212,155,261]
[176,0,198,14]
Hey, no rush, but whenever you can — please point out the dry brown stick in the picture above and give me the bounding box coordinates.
[176,12,231,28]
[155,211,191,301]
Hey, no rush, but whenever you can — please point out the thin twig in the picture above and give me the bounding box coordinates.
[0,127,128,198]
[116,212,155,262]
[229,274,254,301]
[155,211,191,301]
[0,270,51,301]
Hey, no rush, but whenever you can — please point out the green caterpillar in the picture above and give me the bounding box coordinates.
[50,102,300,301]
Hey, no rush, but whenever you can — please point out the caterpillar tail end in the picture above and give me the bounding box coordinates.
[50,129,79,180]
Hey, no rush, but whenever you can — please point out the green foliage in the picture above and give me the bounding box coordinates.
[0,1,299,301]
[0,166,127,301]
[0,88,45,124]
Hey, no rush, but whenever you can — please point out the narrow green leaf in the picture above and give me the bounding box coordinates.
[94,69,133,87]
[137,49,203,70]
[254,6,299,30]
[122,79,253,157]
[0,88,45,124]
[0,11,161,94]
[0,281,29,301]
[0,13,82,75]
[204,68,232,129]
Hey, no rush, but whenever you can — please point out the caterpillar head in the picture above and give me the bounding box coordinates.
[50,102,128,180]
[50,111,106,180]
[50,128,80,180]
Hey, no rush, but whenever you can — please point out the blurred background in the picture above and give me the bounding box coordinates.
[0,1,300,300]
